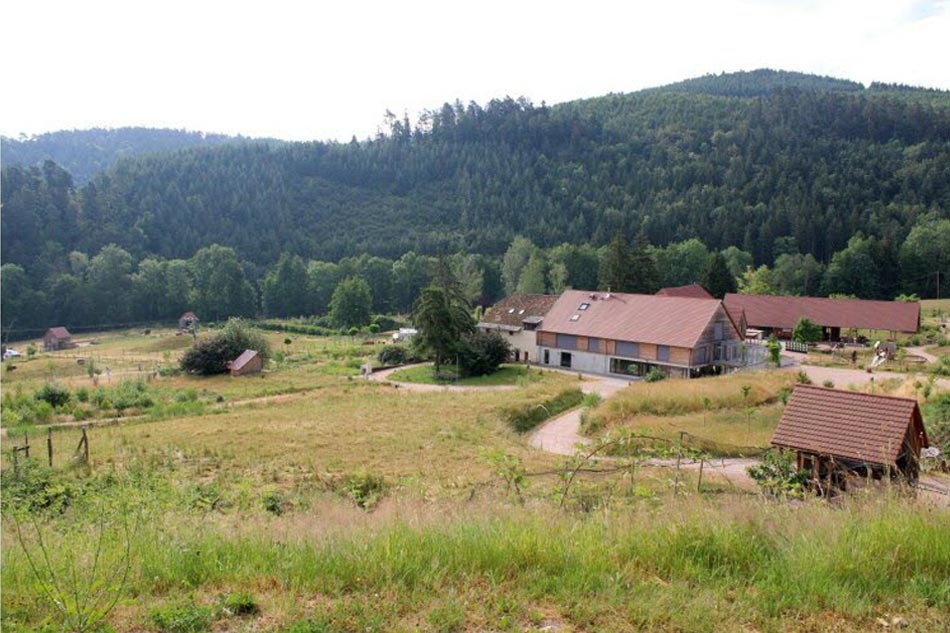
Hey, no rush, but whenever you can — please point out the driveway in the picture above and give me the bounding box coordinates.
[527,373,628,455]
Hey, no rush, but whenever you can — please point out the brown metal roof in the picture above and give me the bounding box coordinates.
[657,284,713,299]
[772,385,928,466]
[46,327,71,339]
[539,289,729,348]
[723,294,920,333]
[229,349,259,371]
[480,294,558,330]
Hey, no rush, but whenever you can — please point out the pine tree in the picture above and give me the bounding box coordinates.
[629,231,660,294]
[701,251,737,299]
[598,232,632,292]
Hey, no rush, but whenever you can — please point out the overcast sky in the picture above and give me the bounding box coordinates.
[3,0,948,142]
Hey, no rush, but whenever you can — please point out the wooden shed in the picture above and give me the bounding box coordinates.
[178,311,199,332]
[43,327,76,351]
[772,385,929,493]
[228,349,262,377]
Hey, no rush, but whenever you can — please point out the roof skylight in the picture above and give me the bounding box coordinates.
[570,314,581,322]
[578,302,590,311]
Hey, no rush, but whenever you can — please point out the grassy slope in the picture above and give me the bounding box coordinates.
[3,329,950,632]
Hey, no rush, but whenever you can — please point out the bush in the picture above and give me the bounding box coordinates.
[502,388,584,433]
[371,314,405,332]
[34,383,71,408]
[262,491,285,516]
[644,367,665,383]
[367,324,380,334]
[75,386,89,403]
[747,449,809,498]
[342,471,387,511]
[377,345,408,366]
[218,592,259,617]
[150,602,214,633]
[456,330,510,378]
[792,317,823,343]
[180,318,271,375]
[284,337,292,345]
[822,379,835,388]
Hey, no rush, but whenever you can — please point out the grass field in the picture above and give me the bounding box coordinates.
[387,363,546,386]
[3,327,950,632]
[582,372,795,454]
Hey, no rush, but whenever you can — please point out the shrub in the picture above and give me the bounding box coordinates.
[109,380,154,411]
[792,317,823,343]
[822,379,835,388]
[644,367,665,383]
[456,330,510,377]
[217,592,259,617]
[34,383,71,408]
[795,370,812,385]
[347,327,360,337]
[26,343,37,358]
[342,471,387,511]
[367,324,380,334]
[262,491,285,516]
[377,345,408,366]
[284,337,292,345]
[75,386,89,403]
[747,449,809,498]
[502,388,584,433]
[180,318,271,375]
[150,602,214,633]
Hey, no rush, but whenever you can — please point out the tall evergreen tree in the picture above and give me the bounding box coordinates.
[701,251,737,299]
[598,232,632,292]
[629,232,661,294]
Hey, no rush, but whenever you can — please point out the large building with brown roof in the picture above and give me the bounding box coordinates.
[772,385,929,490]
[724,293,920,340]
[535,290,745,378]
[478,294,558,363]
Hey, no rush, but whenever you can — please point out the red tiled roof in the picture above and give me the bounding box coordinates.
[229,349,259,371]
[46,327,71,339]
[480,294,558,329]
[723,294,920,333]
[772,385,927,466]
[180,311,198,320]
[657,284,713,299]
[539,289,731,348]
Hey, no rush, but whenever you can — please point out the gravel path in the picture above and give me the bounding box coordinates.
[368,363,521,393]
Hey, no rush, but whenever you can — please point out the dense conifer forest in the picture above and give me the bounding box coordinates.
[3,69,949,337]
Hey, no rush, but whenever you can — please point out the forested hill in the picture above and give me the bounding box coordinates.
[1,127,278,184]
[3,69,950,333]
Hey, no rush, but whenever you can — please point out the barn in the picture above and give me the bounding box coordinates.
[724,293,920,340]
[228,349,262,377]
[43,327,76,351]
[656,284,714,299]
[772,385,930,493]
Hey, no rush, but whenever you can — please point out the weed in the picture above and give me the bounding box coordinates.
[150,601,213,633]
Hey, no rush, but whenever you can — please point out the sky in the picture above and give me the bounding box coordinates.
[2,0,948,143]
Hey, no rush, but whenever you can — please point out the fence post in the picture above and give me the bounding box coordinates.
[697,458,705,493]
[47,427,54,467]
[23,432,30,459]
[82,427,89,463]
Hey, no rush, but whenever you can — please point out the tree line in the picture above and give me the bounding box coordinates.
[4,214,947,339]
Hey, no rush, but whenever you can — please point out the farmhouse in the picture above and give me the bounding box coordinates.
[478,294,558,363]
[723,293,920,340]
[228,349,262,377]
[772,385,929,492]
[178,311,199,332]
[536,290,744,378]
[43,327,76,351]
[656,284,713,299]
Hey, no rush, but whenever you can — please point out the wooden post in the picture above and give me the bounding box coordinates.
[697,458,705,493]
[23,432,29,459]
[47,427,53,467]
[82,427,89,463]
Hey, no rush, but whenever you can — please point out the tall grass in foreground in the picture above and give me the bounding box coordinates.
[4,497,949,631]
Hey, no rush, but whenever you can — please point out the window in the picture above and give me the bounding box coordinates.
[556,334,578,350]
[560,352,572,368]
[714,321,724,341]
[523,322,537,331]
[578,302,590,311]
[616,341,639,358]
[543,349,550,364]
[507,308,515,314]
[713,343,722,361]
[570,314,581,322]
[657,345,670,362]
[518,309,525,315]
[588,337,600,352]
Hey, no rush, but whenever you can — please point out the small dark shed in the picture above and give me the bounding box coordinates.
[178,311,199,332]
[228,349,262,377]
[772,385,929,493]
[43,327,75,351]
